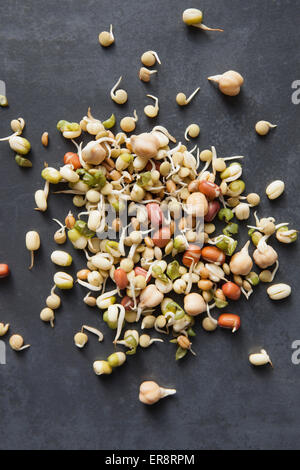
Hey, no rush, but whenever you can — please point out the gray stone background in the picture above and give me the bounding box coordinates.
[0,0,299,450]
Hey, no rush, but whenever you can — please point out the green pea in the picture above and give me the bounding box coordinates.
[228,180,245,196]
[0,95,8,107]
[68,228,82,242]
[187,328,196,337]
[173,236,186,252]
[74,220,95,238]
[216,236,237,256]
[246,272,260,286]
[226,240,237,256]
[57,120,67,131]
[78,169,106,189]
[251,231,262,246]
[153,266,163,276]
[57,120,80,132]
[15,155,32,168]
[105,240,119,254]
[165,301,180,314]
[167,260,180,281]
[66,122,80,131]
[137,171,152,188]
[41,167,62,184]
[120,152,133,163]
[218,208,234,222]
[176,346,188,361]
[103,311,109,322]
[214,299,228,309]
[103,113,116,129]
[223,222,239,236]
[158,273,169,283]
[174,309,185,320]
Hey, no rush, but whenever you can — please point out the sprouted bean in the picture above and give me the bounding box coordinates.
[176,87,200,106]
[144,95,159,118]
[184,124,200,141]
[141,51,161,66]
[249,349,272,367]
[25,230,40,270]
[9,334,30,351]
[29,94,297,398]
[208,70,244,96]
[99,24,114,47]
[182,8,223,32]
[139,67,157,83]
[110,76,128,104]
[255,121,277,136]
[139,381,176,405]
[40,307,55,327]
[120,110,138,132]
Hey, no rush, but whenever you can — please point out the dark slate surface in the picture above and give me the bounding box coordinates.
[0,0,299,450]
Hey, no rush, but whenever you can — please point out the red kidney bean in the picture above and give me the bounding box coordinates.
[201,246,226,264]
[218,314,241,332]
[146,160,160,171]
[114,268,128,289]
[121,296,136,311]
[182,244,202,267]
[0,264,10,278]
[222,282,241,300]
[64,152,81,170]
[198,181,221,200]
[134,267,151,282]
[146,202,163,227]
[204,200,221,222]
[153,227,171,248]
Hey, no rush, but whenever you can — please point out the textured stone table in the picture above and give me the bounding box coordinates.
[0,0,299,450]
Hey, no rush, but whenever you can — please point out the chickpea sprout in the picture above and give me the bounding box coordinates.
[208,70,244,96]
[182,8,223,32]
[184,124,200,141]
[176,87,200,106]
[144,95,159,118]
[99,24,114,47]
[139,381,176,405]
[9,334,30,352]
[139,67,158,83]
[110,76,128,104]
[255,120,277,136]
[120,110,138,132]
[141,50,161,67]
[40,307,55,327]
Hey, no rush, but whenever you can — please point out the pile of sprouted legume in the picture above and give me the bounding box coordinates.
[0,7,298,404]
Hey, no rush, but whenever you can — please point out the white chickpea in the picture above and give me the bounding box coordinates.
[173,279,187,294]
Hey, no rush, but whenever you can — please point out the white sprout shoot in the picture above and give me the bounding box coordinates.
[113,305,126,344]
[270,260,280,282]
[206,303,218,326]
[82,325,104,342]
[152,126,176,143]
[77,279,103,291]
[146,50,161,64]
[181,87,200,104]
[184,258,195,294]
